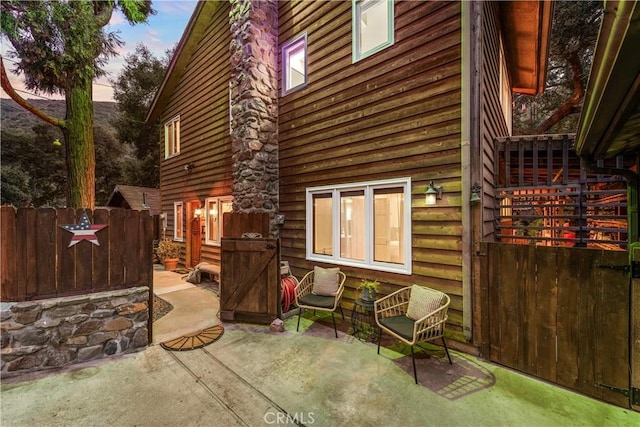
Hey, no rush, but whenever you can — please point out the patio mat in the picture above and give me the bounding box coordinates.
[160,325,224,351]
[393,352,496,400]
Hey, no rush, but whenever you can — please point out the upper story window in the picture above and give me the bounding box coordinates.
[282,33,307,95]
[174,201,184,241]
[306,178,411,275]
[499,40,513,135]
[353,0,394,62]
[164,116,180,158]
[205,197,233,246]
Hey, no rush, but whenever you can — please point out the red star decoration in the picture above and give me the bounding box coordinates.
[59,212,107,247]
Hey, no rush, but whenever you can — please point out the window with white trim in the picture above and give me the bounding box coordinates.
[499,39,513,135]
[173,201,184,241]
[353,0,394,62]
[306,178,411,274]
[282,33,307,95]
[204,197,233,245]
[164,116,180,158]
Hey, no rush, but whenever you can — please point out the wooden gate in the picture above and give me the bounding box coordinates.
[220,237,280,324]
[480,242,631,407]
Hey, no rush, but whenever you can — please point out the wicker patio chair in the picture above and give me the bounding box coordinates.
[374,285,452,384]
[295,266,346,338]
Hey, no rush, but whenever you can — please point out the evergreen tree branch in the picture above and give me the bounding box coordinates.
[532,51,585,134]
[1,57,65,129]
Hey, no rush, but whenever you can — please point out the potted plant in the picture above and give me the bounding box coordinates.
[358,279,379,303]
[156,239,181,271]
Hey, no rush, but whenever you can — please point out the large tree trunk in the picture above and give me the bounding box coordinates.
[63,77,96,209]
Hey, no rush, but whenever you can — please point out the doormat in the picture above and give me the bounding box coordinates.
[160,325,224,351]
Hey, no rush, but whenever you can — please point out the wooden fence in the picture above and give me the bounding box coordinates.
[1,206,154,302]
[480,242,630,408]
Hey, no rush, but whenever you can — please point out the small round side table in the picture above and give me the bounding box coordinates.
[351,298,380,342]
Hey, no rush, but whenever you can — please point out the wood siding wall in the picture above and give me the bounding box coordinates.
[480,1,509,238]
[159,2,232,266]
[277,1,465,341]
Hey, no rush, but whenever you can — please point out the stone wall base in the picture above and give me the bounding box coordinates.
[1,287,149,378]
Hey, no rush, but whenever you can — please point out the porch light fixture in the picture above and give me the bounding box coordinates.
[470,182,482,203]
[425,181,443,206]
[194,208,203,218]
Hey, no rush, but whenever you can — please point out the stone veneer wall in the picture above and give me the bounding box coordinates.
[0,287,149,377]
[229,0,280,236]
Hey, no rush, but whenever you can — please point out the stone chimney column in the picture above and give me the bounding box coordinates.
[229,0,279,237]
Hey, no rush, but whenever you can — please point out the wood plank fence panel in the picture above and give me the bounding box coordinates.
[1,206,18,300]
[535,247,558,383]
[124,210,140,286]
[521,244,537,375]
[495,243,523,370]
[1,207,153,302]
[592,250,629,407]
[140,211,154,287]
[57,208,77,296]
[92,209,110,291]
[484,242,631,408]
[16,208,37,299]
[76,209,94,292]
[36,208,57,299]
[109,209,126,287]
[556,247,583,389]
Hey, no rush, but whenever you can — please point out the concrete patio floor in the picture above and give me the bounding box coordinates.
[1,270,638,427]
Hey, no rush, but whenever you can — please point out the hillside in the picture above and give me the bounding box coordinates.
[1,98,119,136]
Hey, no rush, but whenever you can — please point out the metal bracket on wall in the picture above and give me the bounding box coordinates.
[596,264,630,273]
[631,260,640,278]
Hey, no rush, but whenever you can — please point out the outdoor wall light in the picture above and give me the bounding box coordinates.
[194,208,203,218]
[470,182,482,203]
[425,181,443,206]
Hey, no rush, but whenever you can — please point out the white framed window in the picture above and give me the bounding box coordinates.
[173,201,184,241]
[282,33,307,95]
[499,39,512,135]
[204,197,233,246]
[353,0,394,62]
[164,115,180,158]
[306,178,411,274]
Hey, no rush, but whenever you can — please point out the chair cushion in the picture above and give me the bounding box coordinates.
[379,315,414,340]
[299,293,336,309]
[312,266,340,296]
[406,285,444,321]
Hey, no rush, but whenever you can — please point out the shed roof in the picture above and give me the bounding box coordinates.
[106,185,161,216]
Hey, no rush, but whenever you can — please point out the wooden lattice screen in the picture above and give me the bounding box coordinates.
[494,134,635,250]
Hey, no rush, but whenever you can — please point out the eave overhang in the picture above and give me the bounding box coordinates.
[499,0,555,96]
[575,0,640,160]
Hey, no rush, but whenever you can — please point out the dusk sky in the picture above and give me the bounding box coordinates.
[1,0,198,102]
